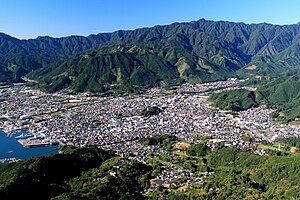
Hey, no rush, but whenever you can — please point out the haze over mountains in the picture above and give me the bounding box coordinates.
[1,19,300,91]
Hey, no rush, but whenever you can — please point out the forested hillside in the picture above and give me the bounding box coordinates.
[28,44,237,93]
[2,144,300,199]
[209,89,259,111]
[2,19,300,86]
[258,69,300,122]
[209,69,300,122]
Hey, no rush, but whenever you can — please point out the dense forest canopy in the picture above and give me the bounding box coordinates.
[1,144,300,199]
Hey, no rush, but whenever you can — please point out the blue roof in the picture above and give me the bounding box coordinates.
[152,179,164,185]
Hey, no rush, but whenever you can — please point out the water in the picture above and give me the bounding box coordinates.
[0,130,60,160]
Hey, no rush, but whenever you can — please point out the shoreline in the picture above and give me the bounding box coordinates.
[0,157,20,164]
[0,130,60,160]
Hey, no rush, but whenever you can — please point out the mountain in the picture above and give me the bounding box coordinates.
[2,19,300,87]
[210,69,300,122]
[28,44,239,93]
[28,45,182,92]
[209,89,259,111]
[258,69,300,122]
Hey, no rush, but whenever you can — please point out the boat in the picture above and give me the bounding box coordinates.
[15,133,33,139]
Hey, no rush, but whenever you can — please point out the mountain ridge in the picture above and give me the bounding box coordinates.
[4,18,300,41]
[2,18,300,87]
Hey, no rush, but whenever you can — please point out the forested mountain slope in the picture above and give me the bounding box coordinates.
[2,19,300,85]
[209,69,300,122]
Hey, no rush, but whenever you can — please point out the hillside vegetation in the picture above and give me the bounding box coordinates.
[2,144,300,199]
[28,45,184,93]
[258,69,300,122]
[27,43,240,93]
[209,69,300,122]
[0,146,115,199]
[0,146,150,200]
[2,19,300,86]
[209,89,259,111]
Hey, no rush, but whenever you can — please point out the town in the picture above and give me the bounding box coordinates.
[0,79,299,187]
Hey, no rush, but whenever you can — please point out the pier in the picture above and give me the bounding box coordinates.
[0,158,20,164]
[17,138,58,148]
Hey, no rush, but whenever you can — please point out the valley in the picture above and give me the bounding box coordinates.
[0,78,299,199]
[1,14,300,199]
[1,78,299,163]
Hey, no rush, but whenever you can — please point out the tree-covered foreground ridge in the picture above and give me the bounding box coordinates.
[2,139,300,199]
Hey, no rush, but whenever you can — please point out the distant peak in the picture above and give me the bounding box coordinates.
[0,32,20,41]
[0,32,10,37]
[36,35,52,39]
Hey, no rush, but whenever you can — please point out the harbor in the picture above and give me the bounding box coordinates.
[17,137,59,148]
[10,130,59,148]
[0,130,60,160]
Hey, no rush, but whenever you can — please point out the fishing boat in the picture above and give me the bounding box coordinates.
[15,133,33,139]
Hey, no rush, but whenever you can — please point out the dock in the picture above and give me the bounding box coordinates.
[18,138,58,148]
[0,158,20,164]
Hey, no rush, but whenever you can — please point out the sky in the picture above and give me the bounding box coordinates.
[1,0,300,39]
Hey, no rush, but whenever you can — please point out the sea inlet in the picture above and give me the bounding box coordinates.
[0,130,59,161]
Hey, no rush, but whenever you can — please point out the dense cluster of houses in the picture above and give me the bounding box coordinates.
[0,79,299,187]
